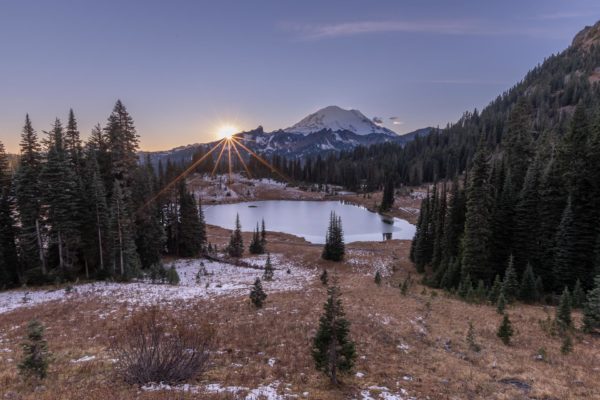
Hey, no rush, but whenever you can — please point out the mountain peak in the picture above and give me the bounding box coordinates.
[284,105,397,136]
[572,20,600,50]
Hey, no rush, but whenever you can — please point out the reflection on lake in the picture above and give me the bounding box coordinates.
[203,200,415,244]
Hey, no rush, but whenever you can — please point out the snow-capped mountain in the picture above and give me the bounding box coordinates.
[143,106,432,165]
[284,105,397,136]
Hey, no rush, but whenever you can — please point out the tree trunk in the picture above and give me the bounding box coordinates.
[36,219,46,275]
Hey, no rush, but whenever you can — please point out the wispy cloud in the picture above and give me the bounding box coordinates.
[390,117,404,126]
[281,19,563,40]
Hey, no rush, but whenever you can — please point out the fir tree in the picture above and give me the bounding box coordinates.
[18,320,50,380]
[497,314,514,345]
[519,264,538,303]
[379,178,395,212]
[227,214,244,257]
[488,274,502,304]
[496,292,507,314]
[461,144,492,284]
[466,321,481,352]
[374,271,382,286]
[166,266,180,285]
[501,256,519,302]
[322,212,345,261]
[553,198,579,289]
[312,279,356,385]
[263,253,274,281]
[14,115,45,275]
[0,191,19,287]
[583,275,600,333]
[561,333,573,355]
[110,181,140,279]
[320,269,328,285]
[249,223,264,254]
[177,181,205,257]
[556,287,572,328]
[260,219,267,248]
[572,279,586,309]
[64,109,83,168]
[250,277,267,308]
[104,100,139,187]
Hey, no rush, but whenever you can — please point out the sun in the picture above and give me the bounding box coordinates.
[217,125,238,140]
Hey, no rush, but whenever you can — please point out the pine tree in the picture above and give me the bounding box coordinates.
[519,264,538,303]
[0,191,19,288]
[466,321,481,352]
[0,141,11,192]
[374,271,382,286]
[501,256,519,302]
[263,253,274,281]
[18,320,50,380]
[14,115,45,275]
[462,144,492,284]
[322,212,345,261]
[260,219,267,249]
[553,197,579,289]
[312,280,356,385]
[250,277,267,308]
[379,178,395,212]
[41,119,80,274]
[497,314,514,345]
[110,181,140,279]
[64,109,83,168]
[105,100,139,187]
[572,279,586,309]
[320,269,328,285]
[496,292,507,314]
[249,223,264,254]
[177,181,205,257]
[488,274,502,304]
[583,275,600,333]
[504,98,533,192]
[556,287,572,328]
[227,214,244,257]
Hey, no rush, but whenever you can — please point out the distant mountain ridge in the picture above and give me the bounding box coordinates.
[142,106,432,165]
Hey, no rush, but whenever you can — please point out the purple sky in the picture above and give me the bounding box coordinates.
[1,0,599,152]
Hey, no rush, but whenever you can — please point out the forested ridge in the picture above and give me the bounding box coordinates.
[0,101,207,288]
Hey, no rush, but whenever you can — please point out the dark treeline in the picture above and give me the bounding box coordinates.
[0,101,206,289]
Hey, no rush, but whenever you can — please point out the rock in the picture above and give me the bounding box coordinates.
[498,378,531,392]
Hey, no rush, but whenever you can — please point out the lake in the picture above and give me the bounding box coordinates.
[203,200,416,244]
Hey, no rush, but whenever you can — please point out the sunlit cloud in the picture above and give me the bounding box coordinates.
[389,117,404,126]
[281,19,566,40]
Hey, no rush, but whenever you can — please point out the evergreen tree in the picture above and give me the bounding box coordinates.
[64,109,83,168]
[0,191,19,288]
[177,181,205,257]
[374,271,382,286]
[488,274,502,304]
[312,280,356,385]
[14,115,45,275]
[0,141,10,191]
[322,212,345,261]
[263,253,274,281]
[501,256,519,302]
[553,197,579,289]
[105,100,139,188]
[379,178,395,212]
[504,97,533,192]
[227,214,244,257]
[497,314,514,345]
[110,181,140,279]
[250,277,267,308]
[556,287,572,328]
[249,223,264,254]
[583,275,600,333]
[320,269,328,285]
[18,320,50,380]
[461,144,492,284]
[466,321,481,352]
[260,219,267,248]
[519,264,538,303]
[496,292,507,314]
[41,119,80,274]
[572,279,586,309]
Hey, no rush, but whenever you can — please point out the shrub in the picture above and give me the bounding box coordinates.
[374,271,382,286]
[166,266,180,285]
[320,269,328,286]
[250,278,267,308]
[149,263,167,283]
[109,306,213,384]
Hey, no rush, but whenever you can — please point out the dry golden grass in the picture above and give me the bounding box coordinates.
[1,234,599,398]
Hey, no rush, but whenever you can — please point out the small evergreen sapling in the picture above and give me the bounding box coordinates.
[519,264,538,303]
[497,314,514,345]
[249,223,264,255]
[496,292,507,314]
[312,279,356,385]
[556,287,572,328]
[572,279,586,309]
[263,253,274,281]
[466,321,481,352]
[374,271,382,286]
[250,278,267,308]
[18,320,50,380]
[227,214,244,257]
[320,269,328,286]
[501,256,519,302]
[488,274,502,304]
[166,266,180,285]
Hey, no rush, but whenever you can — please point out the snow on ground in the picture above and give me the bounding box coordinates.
[358,386,414,400]
[142,381,289,399]
[0,255,315,315]
[346,249,395,277]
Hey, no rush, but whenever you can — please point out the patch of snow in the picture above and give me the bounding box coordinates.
[71,355,96,363]
[268,358,276,367]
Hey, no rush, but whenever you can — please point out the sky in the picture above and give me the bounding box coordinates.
[1,0,599,153]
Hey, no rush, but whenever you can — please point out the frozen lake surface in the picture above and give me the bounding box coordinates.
[204,200,415,244]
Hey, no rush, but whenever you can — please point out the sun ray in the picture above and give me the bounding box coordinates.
[231,137,289,182]
[138,138,225,213]
[211,138,228,176]
[227,138,233,183]
[231,139,252,179]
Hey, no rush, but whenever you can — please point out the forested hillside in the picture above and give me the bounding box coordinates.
[0,101,207,289]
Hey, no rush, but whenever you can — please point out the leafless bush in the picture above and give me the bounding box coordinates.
[109,306,213,385]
